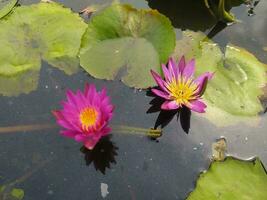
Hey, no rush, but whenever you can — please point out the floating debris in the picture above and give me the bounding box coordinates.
[212,137,227,161]
[100,183,109,198]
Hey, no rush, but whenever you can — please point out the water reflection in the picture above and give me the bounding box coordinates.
[147,90,191,134]
[147,0,217,31]
[80,135,118,174]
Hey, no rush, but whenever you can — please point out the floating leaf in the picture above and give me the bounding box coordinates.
[0,2,87,96]
[0,0,17,19]
[0,68,40,96]
[11,188,24,200]
[173,31,267,126]
[187,157,267,200]
[80,3,175,88]
[0,186,24,200]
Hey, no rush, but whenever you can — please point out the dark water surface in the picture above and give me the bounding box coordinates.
[0,0,266,199]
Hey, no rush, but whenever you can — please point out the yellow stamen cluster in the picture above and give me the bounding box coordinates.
[79,107,98,131]
[166,77,197,105]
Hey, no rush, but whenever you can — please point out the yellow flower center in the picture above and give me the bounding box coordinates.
[79,107,98,131]
[167,78,197,105]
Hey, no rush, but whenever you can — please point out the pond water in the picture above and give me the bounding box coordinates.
[0,0,266,199]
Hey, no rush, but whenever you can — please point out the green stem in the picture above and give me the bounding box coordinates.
[112,125,162,138]
[0,123,162,138]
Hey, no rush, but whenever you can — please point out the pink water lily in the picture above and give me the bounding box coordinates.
[52,83,114,150]
[151,57,213,113]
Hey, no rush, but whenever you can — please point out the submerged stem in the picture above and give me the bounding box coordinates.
[0,123,57,133]
[0,123,162,138]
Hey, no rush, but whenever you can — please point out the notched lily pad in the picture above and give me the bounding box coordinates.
[0,1,87,96]
[0,0,17,19]
[187,157,267,200]
[174,31,267,126]
[80,3,176,88]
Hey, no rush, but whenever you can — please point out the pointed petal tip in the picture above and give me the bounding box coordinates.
[151,88,170,100]
[52,110,61,119]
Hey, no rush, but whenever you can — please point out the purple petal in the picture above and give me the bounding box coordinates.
[168,58,178,78]
[182,59,195,78]
[150,70,168,91]
[194,72,214,96]
[187,100,207,113]
[161,100,179,110]
[162,64,172,82]
[178,56,186,74]
[151,88,170,100]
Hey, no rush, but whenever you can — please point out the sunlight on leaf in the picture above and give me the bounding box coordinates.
[80,3,175,88]
[11,188,24,200]
[187,157,267,200]
[0,1,87,96]
[173,31,267,126]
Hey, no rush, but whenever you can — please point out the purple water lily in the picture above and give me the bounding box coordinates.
[150,57,213,113]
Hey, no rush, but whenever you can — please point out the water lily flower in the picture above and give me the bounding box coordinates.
[52,83,114,150]
[150,57,213,113]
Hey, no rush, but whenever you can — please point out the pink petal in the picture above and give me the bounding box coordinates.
[52,110,77,130]
[75,134,87,142]
[161,100,179,110]
[187,99,207,113]
[99,87,107,99]
[84,83,90,96]
[101,127,111,136]
[182,59,195,78]
[60,130,78,138]
[151,88,170,100]
[84,140,98,150]
[66,90,77,106]
[150,70,168,92]
[178,56,186,74]
[52,110,63,120]
[194,72,214,96]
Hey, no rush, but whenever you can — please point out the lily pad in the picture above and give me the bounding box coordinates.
[80,3,175,88]
[173,31,267,126]
[11,188,24,199]
[0,1,87,96]
[187,157,267,200]
[0,0,17,19]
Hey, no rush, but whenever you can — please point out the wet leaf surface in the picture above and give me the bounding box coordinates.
[80,3,175,88]
[0,0,17,19]
[187,157,267,200]
[0,1,87,96]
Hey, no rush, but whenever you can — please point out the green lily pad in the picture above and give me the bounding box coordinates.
[187,157,267,200]
[0,0,17,19]
[173,31,267,126]
[0,1,87,96]
[80,3,175,88]
[11,188,24,199]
